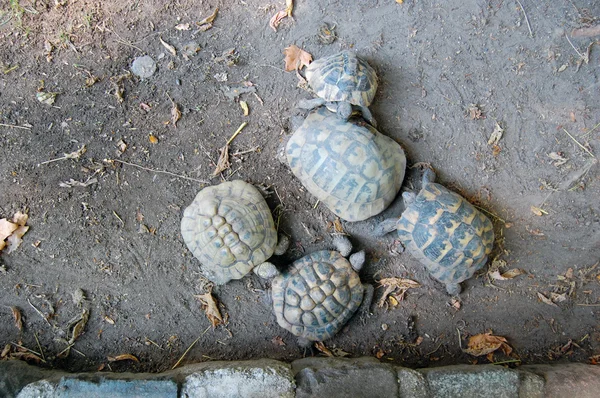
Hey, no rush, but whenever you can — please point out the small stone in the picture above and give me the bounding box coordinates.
[176,79,181,85]
[131,55,157,78]
[381,323,389,331]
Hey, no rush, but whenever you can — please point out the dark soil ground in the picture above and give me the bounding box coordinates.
[1,0,599,373]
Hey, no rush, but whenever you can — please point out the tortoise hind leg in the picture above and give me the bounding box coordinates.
[373,218,399,237]
[359,105,377,128]
[297,98,326,110]
[445,282,462,296]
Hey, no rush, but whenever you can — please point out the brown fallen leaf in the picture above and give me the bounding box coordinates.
[489,267,525,281]
[333,218,345,234]
[11,307,23,331]
[0,218,18,241]
[69,308,90,344]
[149,134,159,144]
[550,292,568,303]
[198,8,218,26]
[12,211,28,226]
[270,10,288,32]
[283,45,313,71]
[1,344,11,358]
[537,292,559,307]
[240,100,249,116]
[194,292,223,328]
[159,37,177,56]
[463,332,513,357]
[488,122,504,145]
[377,277,421,307]
[314,341,333,357]
[170,102,181,128]
[9,351,43,363]
[108,353,139,362]
[468,104,485,120]
[213,144,231,176]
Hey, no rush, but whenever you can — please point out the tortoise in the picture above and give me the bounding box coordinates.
[375,169,494,295]
[255,235,373,345]
[286,106,406,222]
[181,180,288,285]
[298,50,378,126]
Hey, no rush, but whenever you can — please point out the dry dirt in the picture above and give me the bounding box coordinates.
[1,0,599,373]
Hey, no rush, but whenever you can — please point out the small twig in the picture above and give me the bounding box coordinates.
[27,298,51,327]
[580,121,600,138]
[0,123,31,130]
[515,0,533,38]
[39,145,87,166]
[231,146,260,156]
[457,328,463,349]
[10,342,41,356]
[172,325,211,369]
[112,211,125,227]
[105,159,209,184]
[576,303,600,307]
[33,332,45,361]
[565,33,584,58]
[563,128,595,158]
[473,205,506,223]
[57,343,74,357]
[226,122,248,145]
[145,338,163,350]
[491,359,522,365]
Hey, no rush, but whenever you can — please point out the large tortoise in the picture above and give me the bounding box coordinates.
[286,107,406,222]
[255,236,372,345]
[375,169,494,295]
[299,50,378,126]
[181,180,287,285]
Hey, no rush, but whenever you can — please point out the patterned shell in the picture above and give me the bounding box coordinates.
[180,180,277,285]
[306,51,378,107]
[397,182,494,285]
[272,250,364,342]
[286,107,406,221]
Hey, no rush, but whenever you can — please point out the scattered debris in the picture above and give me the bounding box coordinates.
[213,122,248,176]
[468,104,485,120]
[182,42,201,59]
[148,134,159,144]
[221,84,257,101]
[377,277,421,308]
[36,91,57,105]
[487,122,504,145]
[71,289,86,307]
[130,56,156,79]
[59,177,98,188]
[167,94,181,128]
[175,23,190,31]
[240,100,249,116]
[548,152,568,167]
[194,292,223,328]
[537,292,559,308]
[160,37,177,56]
[68,308,90,345]
[530,206,548,216]
[11,307,23,331]
[283,45,312,72]
[108,353,139,362]
[214,48,239,66]
[318,24,337,44]
[272,336,286,346]
[314,341,334,357]
[39,145,86,166]
[197,8,218,31]
[214,72,228,82]
[488,258,525,281]
[463,332,513,358]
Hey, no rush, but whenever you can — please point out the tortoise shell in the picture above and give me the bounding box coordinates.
[272,250,364,342]
[286,107,406,221]
[397,181,494,287]
[306,50,377,107]
[181,180,277,284]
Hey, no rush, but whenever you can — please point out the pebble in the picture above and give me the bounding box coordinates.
[131,55,157,78]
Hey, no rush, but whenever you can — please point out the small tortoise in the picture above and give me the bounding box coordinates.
[286,107,406,222]
[256,236,373,345]
[181,180,287,285]
[375,169,494,295]
[299,50,378,126]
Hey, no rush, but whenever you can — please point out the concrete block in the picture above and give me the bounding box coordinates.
[522,364,600,398]
[292,357,399,398]
[180,359,295,398]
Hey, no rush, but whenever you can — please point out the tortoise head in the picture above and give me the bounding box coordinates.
[253,262,280,280]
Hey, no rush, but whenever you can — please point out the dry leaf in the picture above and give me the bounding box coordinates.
[59,178,98,188]
[194,293,223,328]
[449,297,461,310]
[550,292,568,303]
[531,206,548,216]
[0,219,18,241]
[488,122,504,145]
[69,308,90,344]
[175,23,190,31]
[13,212,28,226]
[333,218,345,234]
[314,341,333,357]
[108,353,139,362]
[240,100,249,116]
[36,91,57,105]
[377,277,421,307]
[270,10,288,32]
[396,0,404,3]
[198,8,218,26]
[10,351,43,363]
[160,37,177,56]
[283,45,313,71]
[104,316,115,325]
[272,336,286,346]
[213,144,231,176]
[415,336,424,346]
[1,344,11,358]
[171,102,181,127]
[375,348,385,359]
[501,268,525,279]
[6,225,29,254]
[464,332,513,356]
[538,292,559,307]
[548,152,568,167]
[149,134,159,144]
[11,307,23,331]
[468,104,485,120]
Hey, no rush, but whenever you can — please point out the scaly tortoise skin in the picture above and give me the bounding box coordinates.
[286,107,406,222]
[180,180,277,285]
[377,169,494,295]
[306,51,377,109]
[271,249,364,342]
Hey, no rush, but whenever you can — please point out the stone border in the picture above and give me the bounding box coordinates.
[2,357,599,397]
